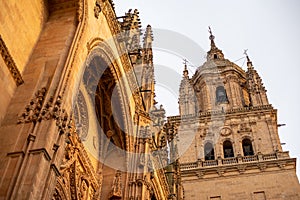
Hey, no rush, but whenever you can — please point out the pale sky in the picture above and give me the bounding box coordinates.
[114,0,300,177]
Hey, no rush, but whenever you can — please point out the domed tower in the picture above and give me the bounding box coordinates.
[192,27,253,113]
[168,28,300,199]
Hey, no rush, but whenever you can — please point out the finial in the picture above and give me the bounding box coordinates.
[244,49,253,68]
[208,26,216,48]
[183,59,188,77]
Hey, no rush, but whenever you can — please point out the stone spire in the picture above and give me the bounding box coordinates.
[245,51,269,106]
[179,60,196,116]
[207,27,224,60]
[140,25,155,112]
[141,25,153,66]
[143,25,153,48]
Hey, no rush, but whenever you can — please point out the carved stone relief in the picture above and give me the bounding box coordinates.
[73,90,89,141]
[17,87,47,123]
[219,127,232,137]
[94,0,101,19]
[53,122,99,200]
[109,170,122,199]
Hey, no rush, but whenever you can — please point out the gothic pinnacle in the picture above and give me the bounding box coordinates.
[143,25,153,42]
[143,25,153,50]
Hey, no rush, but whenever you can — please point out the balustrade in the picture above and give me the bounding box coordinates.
[180,152,288,170]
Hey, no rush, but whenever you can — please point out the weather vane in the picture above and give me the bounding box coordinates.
[243,49,248,57]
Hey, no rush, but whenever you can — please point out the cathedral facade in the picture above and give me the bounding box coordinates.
[0,1,299,200]
[0,0,182,199]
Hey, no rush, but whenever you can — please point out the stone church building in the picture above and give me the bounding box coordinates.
[0,0,299,199]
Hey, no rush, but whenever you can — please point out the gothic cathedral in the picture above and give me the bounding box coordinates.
[0,1,299,200]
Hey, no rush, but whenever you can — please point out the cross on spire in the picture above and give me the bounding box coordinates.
[183,58,188,65]
[183,58,188,77]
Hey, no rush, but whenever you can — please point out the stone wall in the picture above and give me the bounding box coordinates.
[183,168,300,199]
[0,0,48,74]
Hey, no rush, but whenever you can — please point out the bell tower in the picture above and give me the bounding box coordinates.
[169,28,300,199]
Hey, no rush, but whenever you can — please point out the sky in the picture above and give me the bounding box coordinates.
[114,0,300,177]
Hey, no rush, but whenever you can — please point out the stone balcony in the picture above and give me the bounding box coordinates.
[179,151,296,179]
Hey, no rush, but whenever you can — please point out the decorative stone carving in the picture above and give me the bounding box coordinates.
[219,127,232,137]
[94,0,101,19]
[73,90,89,141]
[0,34,24,86]
[17,87,47,123]
[258,163,267,171]
[196,171,204,179]
[237,165,246,174]
[217,169,224,176]
[76,0,84,22]
[53,122,99,200]
[238,123,252,133]
[17,88,70,134]
[110,170,122,199]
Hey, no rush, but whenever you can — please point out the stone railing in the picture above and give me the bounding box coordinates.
[242,155,258,162]
[203,160,218,167]
[262,153,277,160]
[222,157,238,165]
[180,152,290,171]
[167,104,274,122]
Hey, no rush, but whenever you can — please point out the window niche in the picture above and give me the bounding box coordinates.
[242,138,254,156]
[204,142,215,160]
[216,86,228,103]
[223,140,234,158]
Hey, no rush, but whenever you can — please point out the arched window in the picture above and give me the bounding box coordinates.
[204,142,215,160]
[216,86,228,103]
[242,139,254,156]
[223,140,234,158]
